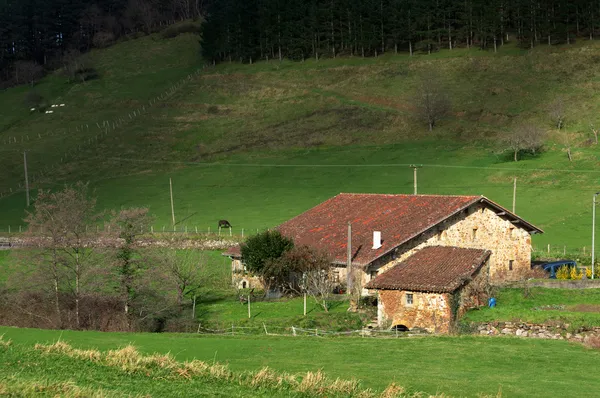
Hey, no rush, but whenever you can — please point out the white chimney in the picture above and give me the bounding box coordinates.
[372,231,382,249]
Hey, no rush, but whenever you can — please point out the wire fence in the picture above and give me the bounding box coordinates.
[0,63,214,200]
[0,224,257,238]
[195,324,420,339]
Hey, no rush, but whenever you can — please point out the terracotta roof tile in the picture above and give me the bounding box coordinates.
[365,246,491,293]
[277,193,481,265]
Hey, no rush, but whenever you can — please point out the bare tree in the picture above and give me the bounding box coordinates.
[160,249,207,318]
[559,129,574,162]
[125,0,158,34]
[414,71,451,131]
[15,61,43,86]
[590,123,598,145]
[276,246,333,312]
[504,123,547,161]
[22,183,102,328]
[549,97,566,130]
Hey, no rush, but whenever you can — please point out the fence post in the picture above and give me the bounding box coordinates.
[232,324,234,336]
[263,323,268,335]
[547,244,550,253]
[229,227,232,236]
[242,228,244,238]
[292,326,296,336]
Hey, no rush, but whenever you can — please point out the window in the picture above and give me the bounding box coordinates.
[406,293,414,306]
[509,260,514,271]
[472,228,478,241]
[369,270,378,280]
[331,269,340,283]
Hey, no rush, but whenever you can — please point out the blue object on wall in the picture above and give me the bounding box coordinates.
[488,297,496,308]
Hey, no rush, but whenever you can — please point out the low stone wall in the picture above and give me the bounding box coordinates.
[524,280,600,289]
[476,321,600,342]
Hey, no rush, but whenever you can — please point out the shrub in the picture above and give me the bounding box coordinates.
[570,267,583,280]
[240,230,294,278]
[93,31,115,48]
[161,21,201,39]
[556,265,571,280]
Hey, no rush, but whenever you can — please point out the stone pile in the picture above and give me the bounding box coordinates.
[477,321,600,342]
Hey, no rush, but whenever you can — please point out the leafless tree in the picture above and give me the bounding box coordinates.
[558,129,574,162]
[278,246,333,312]
[15,61,43,86]
[590,123,598,145]
[160,249,207,318]
[504,123,547,161]
[549,97,566,130]
[125,0,157,34]
[414,71,451,131]
[22,183,102,328]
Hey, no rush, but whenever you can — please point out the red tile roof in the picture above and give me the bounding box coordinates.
[277,193,480,266]
[364,246,491,293]
[223,193,542,265]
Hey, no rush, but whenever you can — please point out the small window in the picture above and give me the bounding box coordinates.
[509,260,514,271]
[406,293,414,305]
[369,270,378,280]
[472,228,478,241]
[331,269,340,283]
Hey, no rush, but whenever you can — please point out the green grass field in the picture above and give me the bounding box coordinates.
[2,327,600,397]
[2,32,600,249]
[464,287,600,328]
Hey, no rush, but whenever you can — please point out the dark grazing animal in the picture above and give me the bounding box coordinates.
[218,219,232,228]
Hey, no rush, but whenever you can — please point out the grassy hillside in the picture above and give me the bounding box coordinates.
[2,327,600,397]
[2,33,600,249]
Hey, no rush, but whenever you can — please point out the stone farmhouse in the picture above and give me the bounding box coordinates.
[224,193,542,332]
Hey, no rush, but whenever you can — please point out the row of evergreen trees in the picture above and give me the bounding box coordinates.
[202,0,600,63]
[0,0,207,85]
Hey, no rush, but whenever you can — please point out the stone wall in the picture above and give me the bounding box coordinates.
[476,321,600,342]
[377,265,489,334]
[378,290,452,333]
[369,203,532,284]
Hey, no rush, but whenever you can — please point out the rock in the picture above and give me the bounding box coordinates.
[501,328,512,335]
[566,333,572,339]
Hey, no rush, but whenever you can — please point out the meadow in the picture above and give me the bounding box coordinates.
[2,327,600,397]
[1,32,600,250]
[464,287,600,328]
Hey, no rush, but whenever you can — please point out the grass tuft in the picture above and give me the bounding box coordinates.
[380,383,406,398]
[0,334,11,348]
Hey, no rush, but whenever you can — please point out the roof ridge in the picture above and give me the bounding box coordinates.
[338,192,482,198]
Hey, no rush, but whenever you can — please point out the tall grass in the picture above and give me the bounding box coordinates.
[33,340,447,397]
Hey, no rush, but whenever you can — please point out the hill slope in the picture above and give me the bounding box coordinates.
[1,34,600,249]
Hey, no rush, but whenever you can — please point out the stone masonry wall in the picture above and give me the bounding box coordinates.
[378,290,452,333]
[477,321,600,342]
[369,203,532,284]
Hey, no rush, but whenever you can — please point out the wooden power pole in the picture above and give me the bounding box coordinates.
[169,177,175,228]
[410,164,422,195]
[23,151,30,207]
[512,177,517,213]
[347,222,352,292]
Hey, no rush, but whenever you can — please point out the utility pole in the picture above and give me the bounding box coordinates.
[23,151,30,207]
[347,222,353,292]
[169,178,175,228]
[512,177,517,213]
[410,164,422,195]
[593,193,600,280]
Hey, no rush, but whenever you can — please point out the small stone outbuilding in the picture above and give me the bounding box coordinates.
[365,246,491,333]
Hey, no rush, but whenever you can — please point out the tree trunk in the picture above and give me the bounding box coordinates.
[567,147,573,162]
[514,149,518,162]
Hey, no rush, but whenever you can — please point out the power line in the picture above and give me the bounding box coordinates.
[103,156,600,174]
